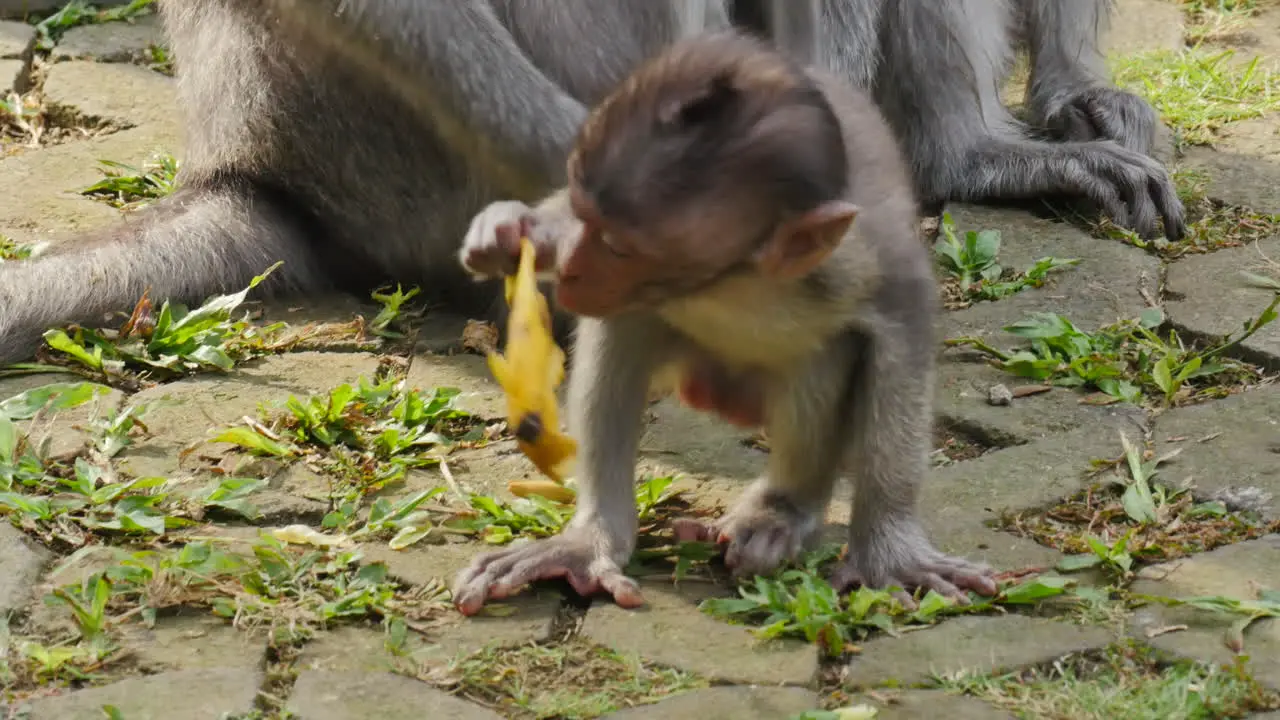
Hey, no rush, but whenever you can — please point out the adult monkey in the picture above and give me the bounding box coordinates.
[0,0,1181,364]
[739,0,1186,241]
[0,1,730,363]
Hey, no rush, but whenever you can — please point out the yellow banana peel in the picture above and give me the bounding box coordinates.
[487,237,579,485]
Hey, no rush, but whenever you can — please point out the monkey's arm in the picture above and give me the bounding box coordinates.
[452,314,674,613]
[268,1,587,190]
[1022,0,1159,155]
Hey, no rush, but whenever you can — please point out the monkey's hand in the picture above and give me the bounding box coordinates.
[832,519,998,607]
[672,482,821,578]
[451,525,643,615]
[1038,86,1158,157]
[459,199,572,280]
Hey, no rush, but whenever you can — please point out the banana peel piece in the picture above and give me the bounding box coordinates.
[487,237,579,484]
[508,479,577,504]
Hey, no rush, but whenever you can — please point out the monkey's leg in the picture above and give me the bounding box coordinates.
[1022,0,1160,156]
[831,320,998,605]
[0,185,326,364]
[680,339,858,579]
[452,314,673,615]
[958,136,1185,242]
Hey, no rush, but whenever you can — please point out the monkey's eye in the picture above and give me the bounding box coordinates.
[601,234,632,258]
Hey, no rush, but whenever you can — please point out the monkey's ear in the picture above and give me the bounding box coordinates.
[755,201,859,280]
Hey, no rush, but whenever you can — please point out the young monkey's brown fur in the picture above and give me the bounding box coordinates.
[454,30,999,615]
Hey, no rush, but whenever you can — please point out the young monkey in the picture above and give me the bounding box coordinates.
[453,30,999,615]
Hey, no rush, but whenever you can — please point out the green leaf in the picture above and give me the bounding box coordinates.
[0,382,111,420]
[1151,355,1174,395]
[999,576,1072,604]
[42,329,104,370]
[1139,307,1166,329]
[211,427,294,457]
[389,525,434,550]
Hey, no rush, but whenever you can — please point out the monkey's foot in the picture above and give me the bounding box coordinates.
[672,487,820,578]
[451,531,642,616]
[1041,86,1155,154]
[832,528,998,608]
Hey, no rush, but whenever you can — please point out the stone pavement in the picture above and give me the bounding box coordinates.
[0,2,1278,719]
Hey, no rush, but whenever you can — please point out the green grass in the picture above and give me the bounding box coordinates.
[79,152,179,211]
[945,297,1278,408]
[29,0,157,52]
[1174,0,1269,44]
[0,234,37,262]
[933,213,1078,309]
[943,643,1278,720]
[443,640,707,720]
[1113,46,1280,147]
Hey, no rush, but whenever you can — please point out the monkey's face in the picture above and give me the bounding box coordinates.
[556,186,758,317]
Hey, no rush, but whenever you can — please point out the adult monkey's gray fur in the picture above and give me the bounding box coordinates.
[0,0,1179,363]
[741,0,1185,237]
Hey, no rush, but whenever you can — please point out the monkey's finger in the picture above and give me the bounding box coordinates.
[1149,176,1187,243]
[951,569,1000,597]
[909,570,962,601]
[734,525,793,578]
[722,528,756,570]
[891,589,918,611]
[453,577,496,616]
[1052,103,1102,143]
[598,571,646,609]
[671,517,718,543]
[1125,186,1161,240]
[1066,159,1129,229]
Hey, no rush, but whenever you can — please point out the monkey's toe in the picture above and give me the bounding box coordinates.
[451,534,644,615]
[830,550,998,608]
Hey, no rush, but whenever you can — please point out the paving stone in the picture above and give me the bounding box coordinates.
[0,523,49,613]
[1181,146,1280,215]
[1164,237,1280,370]
[1152,384,1280,517]
[0,56,19,90]
[287,670,504,720]
[412,311,472,354]
[638,396,764,482]
[17,667,260,719]
[937,355,1148,444]
[355,540,562,666]
[53,15,161,62]
[43,59,176,128]
[1107,0,1186,55]
[120,611,267,672]
[940,205,1163,343]
[1246,7,1280,69]
[583,580,818,685]
[1129,538,1280,689]
[0,18,31,57]
[923,423,1126,516]
[843,615,1113,689]
[117,351,383,479]
[0,126,178,234]
[599,686,819,719]
[849,689,1016,720]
